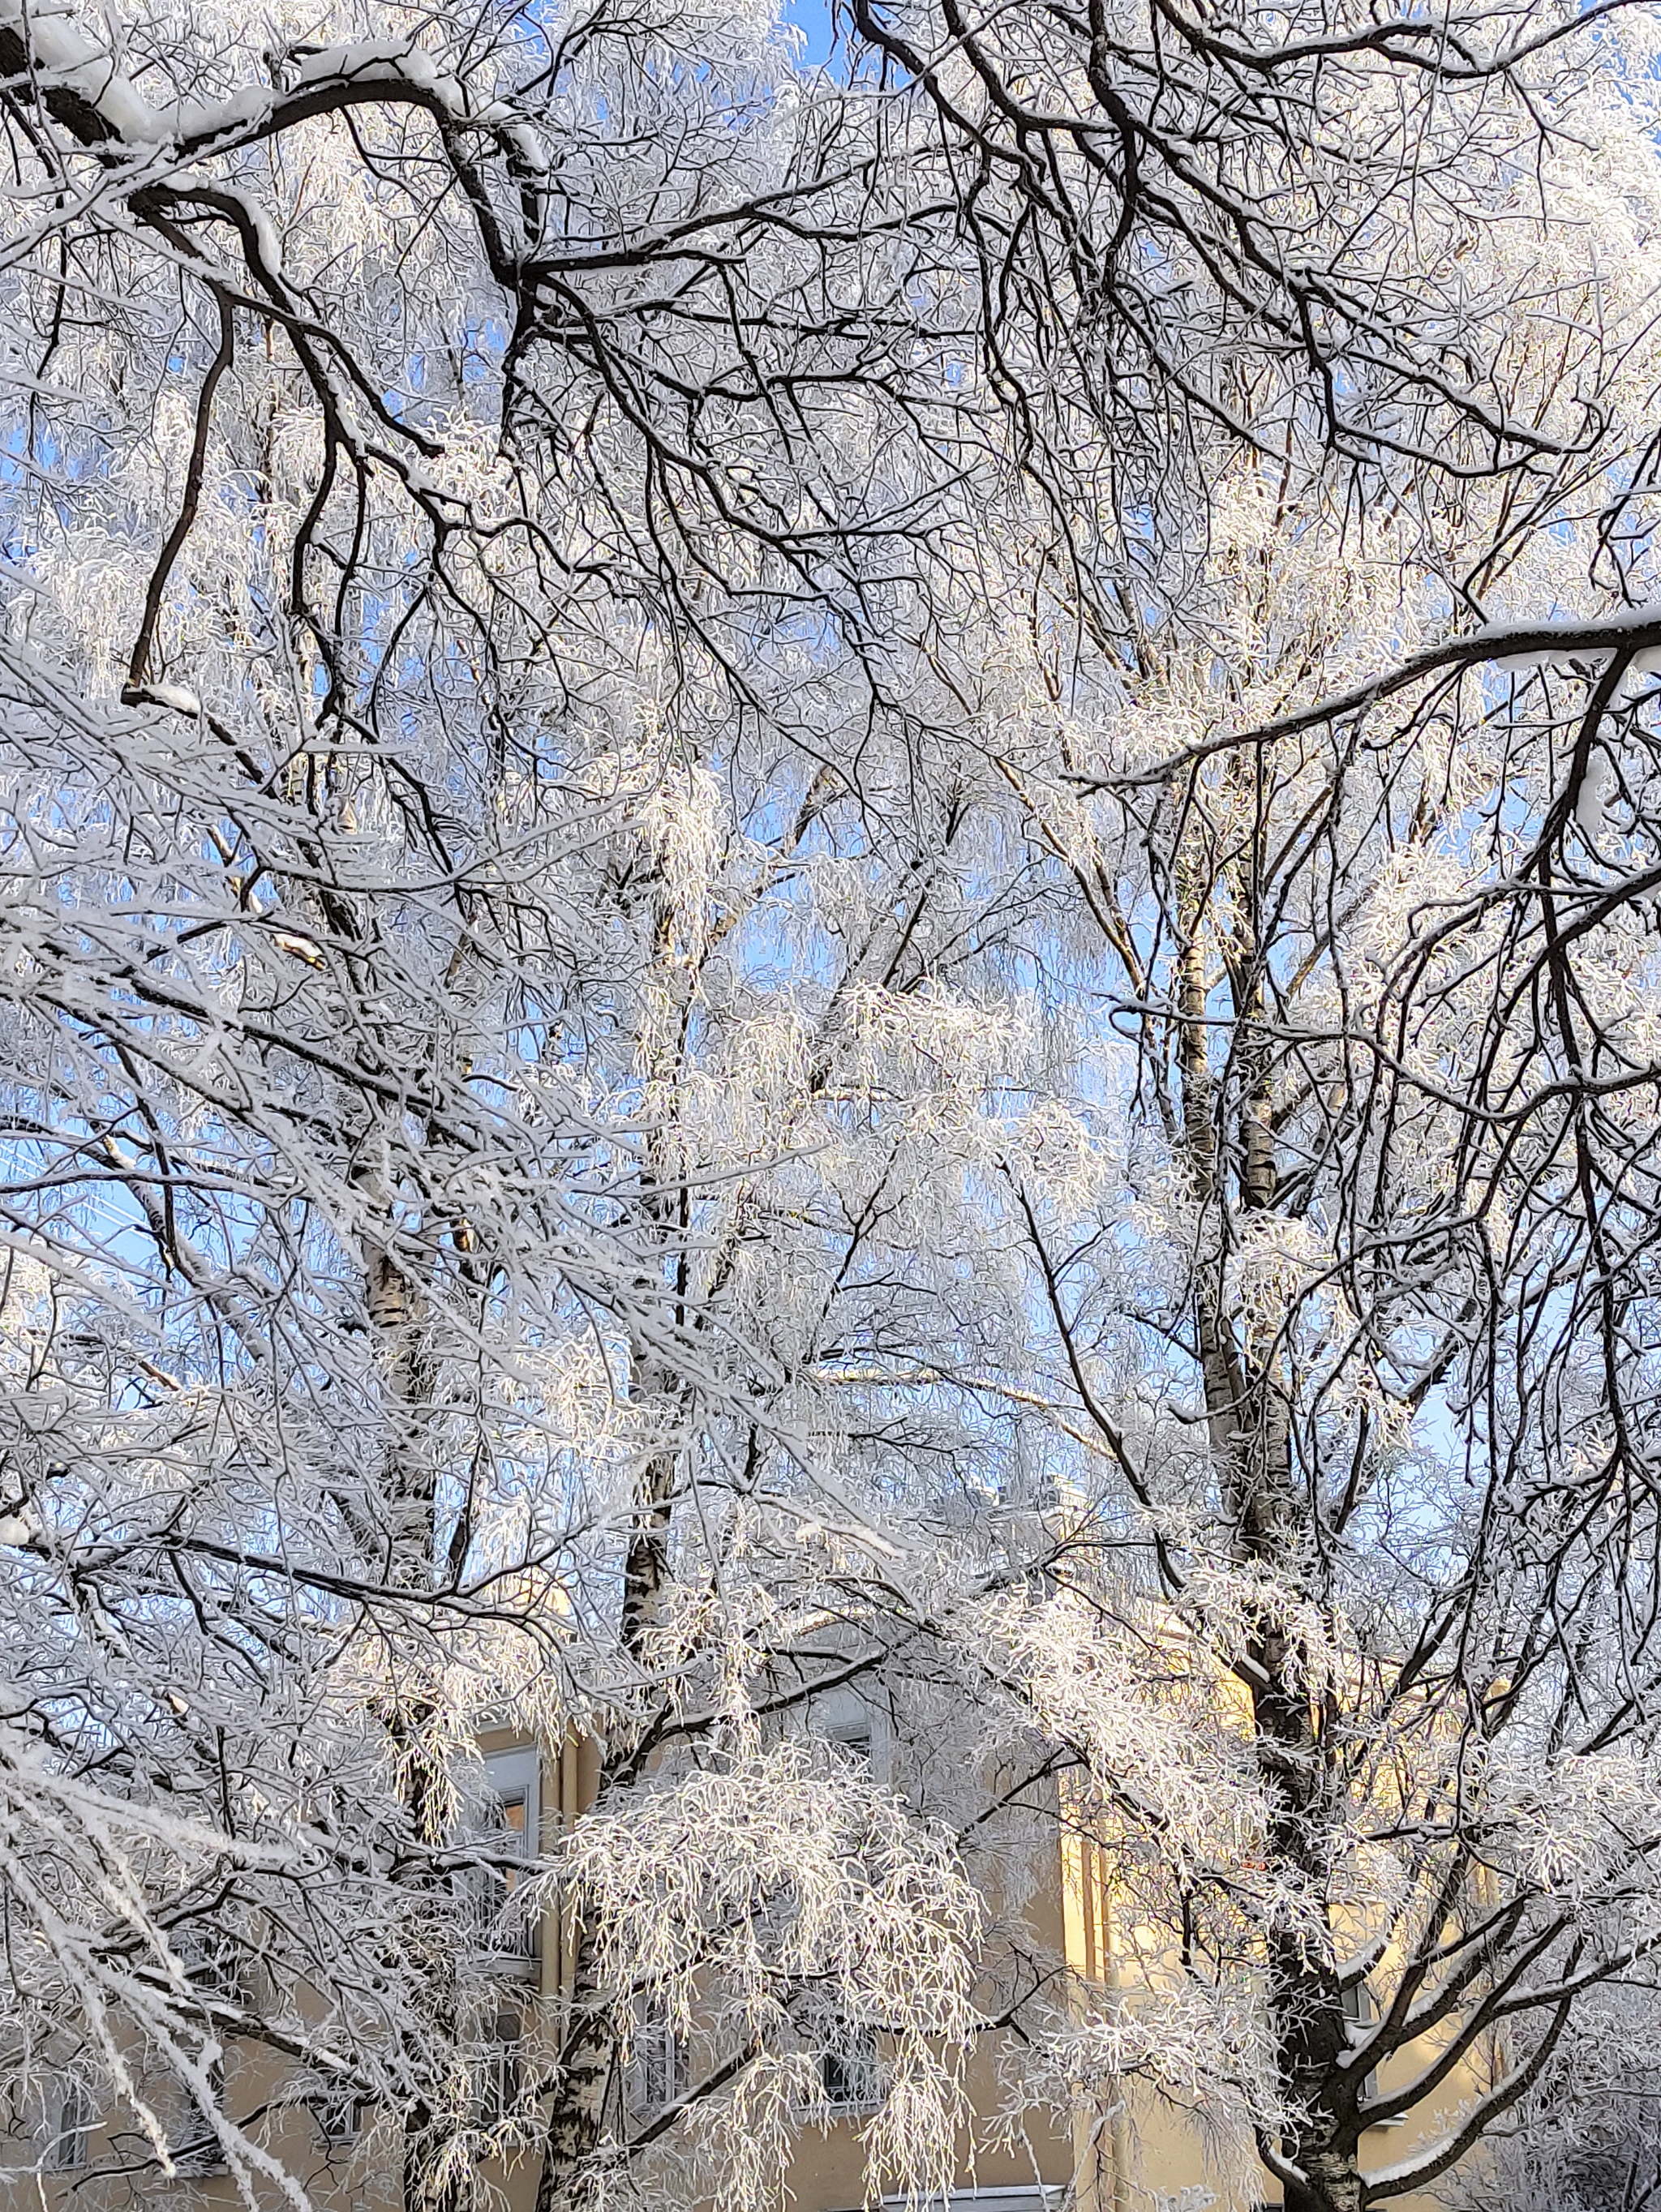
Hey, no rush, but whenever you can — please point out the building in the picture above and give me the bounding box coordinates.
[9,1711,1489,2211]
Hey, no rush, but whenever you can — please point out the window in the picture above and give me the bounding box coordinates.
[825,1720,873,1766]
[169,2124,227,2178]
[1341,1983,1398,2122]
[813,1691,880,1777]
[168,2050,227,2175]
[1341,1979,1373,2094]
[46,2076,92,2171]
[819,2021,881,2113]
[627,1998,685,2117]
[461,1748,539,1969]
[171,1927,250,2008]
[916,2195,1064,2212]
[311,2088,361,2149]
[474,2005,523,2132]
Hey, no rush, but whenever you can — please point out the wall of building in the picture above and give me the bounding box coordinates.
[4,1728,1487,2212]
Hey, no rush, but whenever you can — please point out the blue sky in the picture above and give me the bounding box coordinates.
[783,0,835,67]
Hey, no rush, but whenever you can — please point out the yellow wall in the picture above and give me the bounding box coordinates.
[6,1733,1487,2212]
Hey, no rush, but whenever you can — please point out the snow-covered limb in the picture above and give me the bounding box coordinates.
[1243,602,1661,744]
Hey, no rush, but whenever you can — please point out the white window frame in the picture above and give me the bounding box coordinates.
[626,1996,685,2119]
[464,1747,541,1974]
[812,1691,887,1780]
[481,1746,541,1855]
[474,2002,524,2130]
[1341,1981,1402,2126]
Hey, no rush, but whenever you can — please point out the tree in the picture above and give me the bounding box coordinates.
[1,1,1660,2210]
[0,0,1006,2201]
[958,24,1661,2204]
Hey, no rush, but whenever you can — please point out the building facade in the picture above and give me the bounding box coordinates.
[10,1717,1485,2212]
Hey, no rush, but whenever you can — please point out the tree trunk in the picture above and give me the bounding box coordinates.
[1288,2145,1366,2212]
[361,1232,471,2212]
[535,1400,682,2212]
[534,1923,613,2212]
[1174,824,1363,2212]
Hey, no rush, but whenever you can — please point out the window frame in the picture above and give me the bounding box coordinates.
[818,2020,883,2116]
[474,2002,525,2132]
[1341,1981,1402,2126]
[45,2075,93,2172]
[626,1996,686,2120]
[461,1746,542,1974]
[310,2086,363,2150]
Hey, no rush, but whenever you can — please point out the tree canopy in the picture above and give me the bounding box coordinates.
[3,2,1661,2210]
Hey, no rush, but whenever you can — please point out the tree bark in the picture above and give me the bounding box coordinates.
[1174,816,1363,2212]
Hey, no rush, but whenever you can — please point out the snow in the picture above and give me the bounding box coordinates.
[291,38,466,117]
[1575,745,1619,838]
[0,4,482,152]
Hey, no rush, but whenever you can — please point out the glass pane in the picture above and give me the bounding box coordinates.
[490,1788,530,1889]
[820,2023,880,2110]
